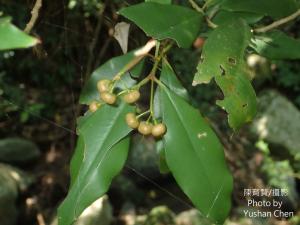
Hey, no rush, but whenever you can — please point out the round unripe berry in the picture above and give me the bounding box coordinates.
[138,122,153,135]
[125,113,139,129]
[123,90,140,104]
[89,101,101,112]
[101,92,116,105]
[152,123,167,137]
[97,79,111,93]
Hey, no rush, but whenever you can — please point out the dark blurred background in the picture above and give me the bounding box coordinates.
[0,1,299,225]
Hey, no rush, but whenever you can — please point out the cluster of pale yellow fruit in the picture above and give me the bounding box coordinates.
[88,79,166,137]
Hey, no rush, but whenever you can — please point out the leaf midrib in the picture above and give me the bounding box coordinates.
[163,88,216,203]
[74,104,130,217]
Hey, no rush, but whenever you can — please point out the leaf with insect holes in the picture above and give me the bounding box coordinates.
[159,85,233,224]
[220,0,298,19]
[58,103,134,225]
[119,2,203,48]
[0,17,39,50]
[193,19,256,130]
[250,30,300,60]
[80,50,144,105]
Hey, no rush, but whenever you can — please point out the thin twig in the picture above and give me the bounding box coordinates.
[254,9,300,33]
[189,0,218,29]
[85,6,106,81]
[24,0,42,33]
[189,0,204,14]
[94,37,112,67]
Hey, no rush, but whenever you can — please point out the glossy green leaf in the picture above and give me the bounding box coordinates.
[145,0,171,4]
[159,86,233,224]
[80,50,144,104]
[160,60,189,100]
[154,61,188,174]
[70,135,85,187]
[119,2,203,48]
[221,0,298,19]
[214,74,257,129]
[154,60,189,119]
[251,30,300,60]
[193,19,257,130]
[58,103,133,225]
[213,10,263,25]
[193,19,251,84]
[0,17,39,50]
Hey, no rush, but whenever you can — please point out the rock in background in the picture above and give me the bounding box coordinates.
[0,163,34,225]
[251,90,300,168]
[0,138,40,165]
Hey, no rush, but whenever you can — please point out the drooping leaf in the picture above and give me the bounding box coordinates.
[214,74,257,129]
[58,103,134,225]
[119,2,203,48]
[251,30,300,60]
[213,10,263,25]
[193,19,257,130]
[154,60,189,119]
[160,60,189,100]
[0,17,39,50]
[220,0,298,19]
[80,50,144,104]
[159,86,233,224]
[145,0,171,4]
[70,135,85,187]
[154,60,188,174]
[193,19,251,84]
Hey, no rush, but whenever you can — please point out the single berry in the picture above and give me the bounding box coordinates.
[125,113,139,129]
[101,92,116,105]
[123,90,141,104]
[138,121,153,135]
[89,101,101,112]
[193,37,205,49]
[97,79,111,93]
[152,123,167,137]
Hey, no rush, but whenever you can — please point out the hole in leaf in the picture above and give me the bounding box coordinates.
[219,65,226,76]
[197,132,207,139]
[242,103,248,108]
[228,57,236,65]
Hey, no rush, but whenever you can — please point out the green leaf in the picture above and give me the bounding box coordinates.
[193,19,251,84]
[80,50,144,105]
[159,86,233,224]
[215,74,257,129]
[70,135,85,187]
[58,103,134,225]
[154,60,189,118]
[154,60,189,175]
[220,0,298,19]
[145,0,171,4]
[193,19,257,130]
[0,17,39,50]
[213,10,263,25]
[160,60,189,100]
[119,2,203,48]
[250,30,300,60]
